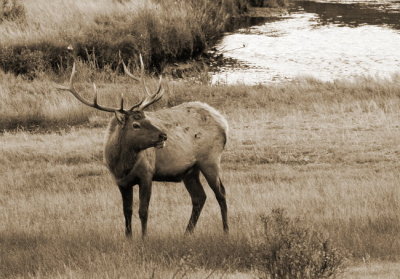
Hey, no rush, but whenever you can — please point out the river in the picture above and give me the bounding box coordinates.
[211,0,400,84]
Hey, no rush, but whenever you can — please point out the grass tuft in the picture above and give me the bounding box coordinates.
[255,209,347,278]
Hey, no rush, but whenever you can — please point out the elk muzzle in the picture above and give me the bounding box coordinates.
[155,132,167,149]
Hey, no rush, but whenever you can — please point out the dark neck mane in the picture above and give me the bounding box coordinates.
[104,120,139,179]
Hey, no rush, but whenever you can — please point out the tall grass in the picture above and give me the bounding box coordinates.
[0,0,252,77]
[1,67,400,131]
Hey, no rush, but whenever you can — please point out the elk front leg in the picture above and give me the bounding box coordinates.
[118,185,133,237]
[138,180,152,237]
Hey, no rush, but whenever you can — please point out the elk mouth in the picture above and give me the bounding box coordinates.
[154,140,166,149]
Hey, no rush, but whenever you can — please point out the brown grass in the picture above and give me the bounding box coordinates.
[1,73,400,278]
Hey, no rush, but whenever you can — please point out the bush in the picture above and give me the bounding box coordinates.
[0,0,252,77]
[0,0,25,23]
[249,0,289,8]
[255,209,347,279]
[0,47,53,79]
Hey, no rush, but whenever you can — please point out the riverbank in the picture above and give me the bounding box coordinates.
[212,0,400,84]
[0,0,290,78]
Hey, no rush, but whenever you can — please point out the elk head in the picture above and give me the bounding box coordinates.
[56,55,167,151]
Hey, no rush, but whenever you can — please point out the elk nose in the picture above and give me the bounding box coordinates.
[159,133,167,141]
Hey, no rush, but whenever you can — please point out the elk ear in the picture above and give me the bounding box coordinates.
[114,111,126,125]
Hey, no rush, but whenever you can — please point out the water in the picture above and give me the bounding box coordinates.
[212,1,400,84]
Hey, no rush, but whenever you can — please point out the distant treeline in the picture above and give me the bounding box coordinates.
[0,0,288,77]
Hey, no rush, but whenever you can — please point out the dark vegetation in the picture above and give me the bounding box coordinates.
[0,0,289,77]
[250,0,290,8]
[0,0,25,23]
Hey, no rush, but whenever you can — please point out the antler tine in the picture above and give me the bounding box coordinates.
[118,52,164,111]
[121,53,152,96]
[155,75,163,96]
[139,54,151,96]
[120,93,124,111]
[121,60,140,82]
[129,99,144,111]
[56,62,124,113]
[129,75,163,111]
[92,83,99,106]
[136,75,164,111]
[69,62,77,85]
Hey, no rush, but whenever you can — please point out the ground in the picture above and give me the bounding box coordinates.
[2,76,400,278]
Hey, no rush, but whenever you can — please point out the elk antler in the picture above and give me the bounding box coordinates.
[56,63,125,113]
[56,54,163,113]
[119,52,164,111]
[134,75,164,111]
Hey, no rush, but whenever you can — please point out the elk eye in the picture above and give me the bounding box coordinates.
[132,122,141,129]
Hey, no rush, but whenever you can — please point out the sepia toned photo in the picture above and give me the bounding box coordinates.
[1,0,399,278]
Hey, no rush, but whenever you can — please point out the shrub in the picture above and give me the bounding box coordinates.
[0,46,55,79]
[0,0,25,23]
[249,0,289,8]
[255,209,347,279]
[0,0,252,76]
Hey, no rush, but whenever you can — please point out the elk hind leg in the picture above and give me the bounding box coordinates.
[183,168,206,234]
[199,163,228,233]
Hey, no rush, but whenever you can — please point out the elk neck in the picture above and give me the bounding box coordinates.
[104,118,141,180]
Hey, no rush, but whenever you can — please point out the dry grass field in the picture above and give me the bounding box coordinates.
[1,72,400,278]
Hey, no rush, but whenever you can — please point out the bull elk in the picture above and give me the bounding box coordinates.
[56,56,229,237]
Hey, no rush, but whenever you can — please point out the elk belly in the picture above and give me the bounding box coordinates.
[155,146,196,181]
